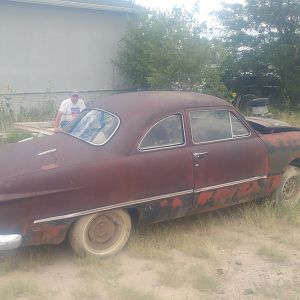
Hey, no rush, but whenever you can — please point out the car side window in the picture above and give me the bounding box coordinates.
[190,110,251,144]
[140,114,185,150]
[190,110,232,143]
[230,113,250,137]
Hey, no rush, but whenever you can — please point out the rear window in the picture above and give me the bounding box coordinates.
[139,114,185,150]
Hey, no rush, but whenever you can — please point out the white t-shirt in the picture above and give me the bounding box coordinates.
[59,98,86,122]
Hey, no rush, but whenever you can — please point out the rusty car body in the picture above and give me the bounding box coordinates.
[1,91,300,256]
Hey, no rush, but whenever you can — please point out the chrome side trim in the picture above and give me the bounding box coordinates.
[38,149,57,156]
[0,234,22,251]
[34,189,194,224]
[18,137,34,143]
[194,176,267,193]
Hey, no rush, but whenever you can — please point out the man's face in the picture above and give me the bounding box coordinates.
[71,95,79,104]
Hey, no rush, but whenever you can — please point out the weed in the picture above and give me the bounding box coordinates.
[3,131,33,144]
[189,265,218,292]
[257,244,288,263]
[271,108,300,127]
[0,246,55,275]
[126,225,174,262]
[239,199,300,236]
[0,84,57,131]
[174,234,218,260]
[0,86,14,132]
[18,100,56,123]
[76,255,123,287]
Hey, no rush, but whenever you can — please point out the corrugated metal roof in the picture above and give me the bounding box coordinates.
[6,0,141,13]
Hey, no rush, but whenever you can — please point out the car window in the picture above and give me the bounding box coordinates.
[190,110,232,143]
[64,109,119,145]
[140,114,184,150]
[230,113,250,137]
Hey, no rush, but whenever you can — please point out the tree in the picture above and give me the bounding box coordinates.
[115,7,228,98]
[216,0,300,108]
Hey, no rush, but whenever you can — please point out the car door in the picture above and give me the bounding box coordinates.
[128,113,194,223]
[187,108,269,211]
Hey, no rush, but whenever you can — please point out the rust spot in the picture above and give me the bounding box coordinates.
[172,197,182,209]
[22,222,71,246]
[160,199,168,208]
[214,187,235,202]
[41,163,59,170]
[266,175,282,194]
[197,191,213,205]
[237,182,253,198]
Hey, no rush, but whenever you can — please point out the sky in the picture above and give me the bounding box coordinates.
[135,0,244,24]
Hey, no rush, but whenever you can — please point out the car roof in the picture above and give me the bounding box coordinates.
[89,91,232,119]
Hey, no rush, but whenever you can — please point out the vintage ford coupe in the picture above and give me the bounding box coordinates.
[1,91,300,257]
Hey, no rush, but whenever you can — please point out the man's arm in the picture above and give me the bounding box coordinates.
[81,100,86,111]
[54,111,63,132]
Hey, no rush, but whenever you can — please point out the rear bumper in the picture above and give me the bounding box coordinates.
[0,234,22,251]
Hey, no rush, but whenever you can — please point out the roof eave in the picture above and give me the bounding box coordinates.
[7,0,139,13]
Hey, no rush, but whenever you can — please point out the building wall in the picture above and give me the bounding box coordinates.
[0,1,132,108]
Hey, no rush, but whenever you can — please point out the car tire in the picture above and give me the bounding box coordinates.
[69,209,131,257]
[276,166,300,204]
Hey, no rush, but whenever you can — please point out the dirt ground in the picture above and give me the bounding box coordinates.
[1,201,300,300]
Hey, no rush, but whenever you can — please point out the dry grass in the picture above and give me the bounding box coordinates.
[238,200,300,236]
[76,254,123,286]
[127,212,235,264]
[0,246,55,275]
[189,264,219,292]
[0,281,44,300]
[116,287,160,300]
[257,244,288,263]
[271,109,300,127]
[72,285,99,300]
[126,226,173,262]
[126,199,300,269]
[256,271,300,300]
[157,263,184,288]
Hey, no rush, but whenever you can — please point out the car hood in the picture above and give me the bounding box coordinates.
[0,133,98,202]
[1,134,86,179]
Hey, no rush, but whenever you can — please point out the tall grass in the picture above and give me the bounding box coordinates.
[270,108,300,127]
[0,88,56,132]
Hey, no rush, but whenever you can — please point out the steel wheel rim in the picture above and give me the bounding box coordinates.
[86,214,122,251]
[282,176,299,202]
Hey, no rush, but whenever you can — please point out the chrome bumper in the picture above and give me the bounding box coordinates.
[0,234,22,251]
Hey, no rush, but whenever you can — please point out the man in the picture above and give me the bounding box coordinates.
[54,91,86,132]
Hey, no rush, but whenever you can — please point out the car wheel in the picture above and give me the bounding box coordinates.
[69,209,131,257]
[276,166,300,204]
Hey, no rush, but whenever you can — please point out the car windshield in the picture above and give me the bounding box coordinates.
[64,109,120,145]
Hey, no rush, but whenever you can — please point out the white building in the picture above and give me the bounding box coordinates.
[0,0,139,108]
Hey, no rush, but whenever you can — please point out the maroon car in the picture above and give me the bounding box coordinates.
[1,91,300,257]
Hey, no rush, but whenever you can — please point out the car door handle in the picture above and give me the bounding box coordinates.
[193,152,208,159]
